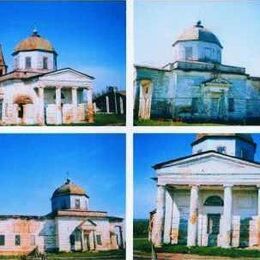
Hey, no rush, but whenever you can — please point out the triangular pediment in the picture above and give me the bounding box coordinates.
[157,152,260,175]
[203,77,231,86]
[38,68,94,83]
[78,219,97,230]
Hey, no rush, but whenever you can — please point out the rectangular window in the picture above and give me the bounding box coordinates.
[185,47,192,60]
[217,146,226,154]
[15,235,21,246]
[96,234,102,245]
[43,57,48,69]
[228,98,235,112]
[30,235,35,246]
[205,48,211,60]
[0,235,5,246]
[75,199,80,209]
[191,98,199,114]
[25,57,31,69]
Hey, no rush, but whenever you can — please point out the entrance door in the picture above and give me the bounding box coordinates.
[207,214,220,246]
[210,98,219,119]
[84,234,90,251]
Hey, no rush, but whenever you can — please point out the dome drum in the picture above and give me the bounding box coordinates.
[173,21,222,64]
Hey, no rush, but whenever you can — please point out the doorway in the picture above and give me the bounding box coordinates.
[207,214,221,246]
[18,104,24,119]
[84,234,90,251]
[210,98,219,119]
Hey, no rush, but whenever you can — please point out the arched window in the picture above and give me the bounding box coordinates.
[204,196,223,206]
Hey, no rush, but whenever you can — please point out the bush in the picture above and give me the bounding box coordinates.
[133,219,149,238]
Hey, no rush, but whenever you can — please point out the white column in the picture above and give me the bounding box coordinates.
[72,87,78,123]
[106,96,110,113]
[56,87,62,125]
[187,185,199,246]
[38,87,45,125]
[120,96,124,114]
[163,188,173,243]
[222,184,233,248]
[86,88,94,123]
[154,185,165,247]
[257,185,260,216]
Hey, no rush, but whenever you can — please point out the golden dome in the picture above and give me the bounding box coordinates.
[52,179,87,198]
[13,30,56,54]
[195,134,254,143]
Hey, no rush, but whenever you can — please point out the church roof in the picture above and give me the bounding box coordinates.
[173,21,223,48]
[153,150,260,170]
[194,134,255,146]
[52,179,88,198]
[13,29,56,55]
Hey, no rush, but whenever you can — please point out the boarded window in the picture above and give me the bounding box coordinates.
[191,98,199,114]
[217,146,226,154]
[15,235,21,246]
[228,98,235,112]
[25,57,31,69]
[96,234,102,245]
[185,47,192,60]
[0,235,5,246]
[75,199,80,209]
[43,57,48,69]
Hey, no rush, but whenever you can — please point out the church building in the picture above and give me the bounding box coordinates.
[135,22,260,123]
[150,134,260,248]
[0,179,124,256]
[0,30,94,125]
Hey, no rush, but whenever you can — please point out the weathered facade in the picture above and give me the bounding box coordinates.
[135,21,260,123]
[0,179,124,256]
[150,134,260,248]
[0,30,94,125]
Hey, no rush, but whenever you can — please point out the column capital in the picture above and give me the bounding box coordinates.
[223,184,233,188]
[256,184,260,189]
[189,184,200,189]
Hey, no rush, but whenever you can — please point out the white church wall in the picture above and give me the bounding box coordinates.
[56,217,113,252]
[14,51,55,72]
[69,195,88,210]
[192,138,235,155]
[173,41,221,63]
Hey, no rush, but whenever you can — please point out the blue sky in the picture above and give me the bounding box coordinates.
[0,134,125,217]
[135,0,260,77]
[0,1,126,92]
[134,134,260,219]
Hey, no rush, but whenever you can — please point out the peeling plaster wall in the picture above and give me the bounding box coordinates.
[0,218,56,256]
[135,65,260,121]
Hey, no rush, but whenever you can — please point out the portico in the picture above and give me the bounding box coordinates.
[150,134,260,248]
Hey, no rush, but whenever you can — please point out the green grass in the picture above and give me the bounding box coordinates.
[133,238,260,258]
[59,114,125,126]
[47,249,125,259]
[134,119,225,126]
